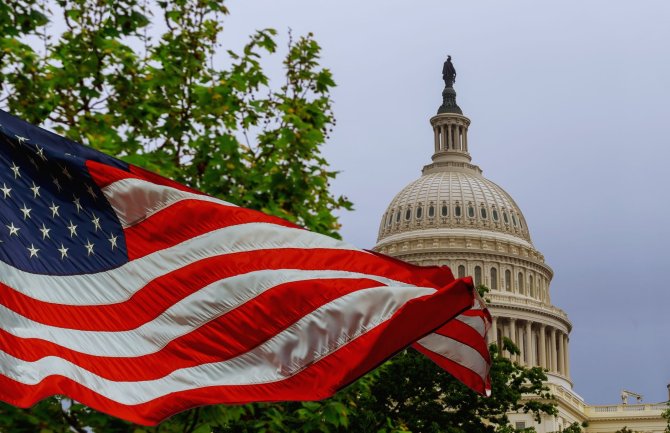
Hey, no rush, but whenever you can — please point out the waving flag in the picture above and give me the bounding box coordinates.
[0,109,490,425]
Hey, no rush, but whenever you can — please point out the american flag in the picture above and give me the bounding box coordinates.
[0,109,491,425]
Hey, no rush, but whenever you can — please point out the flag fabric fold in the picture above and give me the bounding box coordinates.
[0,109,491,425]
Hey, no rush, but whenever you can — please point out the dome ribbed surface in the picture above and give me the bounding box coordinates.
[377,171,531,243]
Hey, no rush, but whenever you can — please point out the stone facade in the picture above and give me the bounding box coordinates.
[372,84,667,432]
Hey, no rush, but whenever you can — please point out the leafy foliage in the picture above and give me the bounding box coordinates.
[345,340,556,433]
[663,404,670,433]
[555,422,587,433]
[0,0,351,238]
[0,1,558,432]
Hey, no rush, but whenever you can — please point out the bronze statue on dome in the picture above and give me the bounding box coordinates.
[442,55,456,87]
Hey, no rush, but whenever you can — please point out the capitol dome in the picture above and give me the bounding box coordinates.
[373,68,572,392]
[370,57,670,433]
[377,170,532,246]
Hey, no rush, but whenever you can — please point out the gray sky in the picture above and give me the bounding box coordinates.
[222,0,670,404]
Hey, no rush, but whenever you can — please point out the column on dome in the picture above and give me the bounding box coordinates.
[509,318,517,362]
[433,127,439,153]
[439,125,447,151]
[550,328,557,373]
[563,333,570,377]
[490,316,498,345]
[558,331,565,374]
[539,324,547,369]
[454,125,460,150]
[447,124,453,149]
[456,125,462,150]
[525,321,533,366]
[463,125,468,151]
[457,125,463,151]
[516,323,526,365]
[503,320,510,354]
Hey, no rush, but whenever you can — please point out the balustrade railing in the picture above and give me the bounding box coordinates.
[588,403,667,415]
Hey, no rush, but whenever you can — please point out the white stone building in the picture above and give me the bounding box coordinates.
[372,69,667,433]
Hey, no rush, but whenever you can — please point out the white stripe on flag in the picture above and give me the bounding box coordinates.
[0,223,363,305]
[0,285,434,405]
[1,270,421,357]
[102,178,238,228]
[416,332,489,381]
[455,315,486,337]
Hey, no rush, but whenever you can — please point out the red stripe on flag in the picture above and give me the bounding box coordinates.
[123,200,299,259]
[0,278,474,426]
[0,278,388,381]
[413,341,489,396]
[433,319,491,363]
[0,249,455,331]
[86,160,201,194]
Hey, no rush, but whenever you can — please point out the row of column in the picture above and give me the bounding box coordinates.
[433,123,468,153]
[488,317,570,378]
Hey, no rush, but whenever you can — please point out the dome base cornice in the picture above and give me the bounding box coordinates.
[487,296,572,332]
[422,159,482,175]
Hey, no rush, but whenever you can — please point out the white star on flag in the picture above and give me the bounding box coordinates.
[84,240,95,256]
[10,162,20,178]
[19,204,32,220]
[39,223,51,240]
[67,221,78,237]
[58,244,69,259]
[91,214,101,232]
[30,182,41,198]
[109,233,118,250]
[6,222,19,236]
[49,202,60,218]
[0,183,11,199]
[27,244,39,258]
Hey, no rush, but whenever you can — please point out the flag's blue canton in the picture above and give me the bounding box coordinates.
[0,115,128,275]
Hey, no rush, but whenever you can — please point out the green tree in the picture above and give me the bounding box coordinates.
[553,422,587,433]
[0,2,557,432]
[1,0,352,432]
[343,339,556,433]
[0,0,350,237]
[663,404,670,433]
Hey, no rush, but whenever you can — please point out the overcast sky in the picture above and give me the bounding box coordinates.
[221,1,670,404]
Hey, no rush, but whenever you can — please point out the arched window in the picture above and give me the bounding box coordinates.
[503,211,509,224]
[474,266,482,287]
[416,205,423,219]
[405,208,411,221]
[518,272,524,294]
[441,204,448,217]
[490,267,498,290]
[480,207,488,219]
[529,275,534,297]
[467,205,475,218]
[428,205,435,218]
[512,214,518,227]
[492,209,499,221]
[457,265,466,279]
[395,209,401,222]
[505,270,511,291]
[455,205,462,217]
